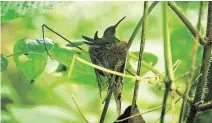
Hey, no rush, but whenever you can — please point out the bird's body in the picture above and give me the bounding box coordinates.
[82,16,128,116]
[89,41,128,116]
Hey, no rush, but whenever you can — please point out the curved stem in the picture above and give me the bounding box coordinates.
[179,2,204,123]
[131,1,148,116]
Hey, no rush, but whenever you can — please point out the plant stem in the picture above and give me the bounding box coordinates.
[186,2,212,123]
[155,95,183,123]
[76,56,143,80]
[198,100,212,112]
[127,1,158,49]
[168,1,207,46]
[129,53,164,78]
[72,95,90,123]
[161,2,176,123]
[6,51,26,57]
[179,2,204,123]
[131,1,148,117]
[99,90,112,123]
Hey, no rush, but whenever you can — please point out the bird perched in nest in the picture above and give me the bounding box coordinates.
[82,17,128,116]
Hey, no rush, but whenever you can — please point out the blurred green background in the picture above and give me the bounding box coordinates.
[1,1,211,123]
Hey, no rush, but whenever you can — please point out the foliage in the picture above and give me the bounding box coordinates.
[1,54,8,71]
[1,1,64,22]
[1,1,212,123]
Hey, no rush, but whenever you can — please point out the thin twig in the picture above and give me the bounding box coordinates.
[6,51,26,57]
[76,56,143,81]
[42,24,53,60]
[71,95,90,123]
[42,24,84,51]
[68,54,77,78]
[128,1,158,49]
[168,1,207,46]
[179,2,204,122]
[161,2,176,123]
[115,105,162,122]
[186,2,212,123]
[131,1,148,116]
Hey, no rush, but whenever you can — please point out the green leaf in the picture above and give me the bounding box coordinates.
[49,44,75,66]
[176,1,207,11]
[1,54,8,72]
[69,53,96,86]
[170,27,203,77]
[124,52,158,88]
[13,39,48,82]
[1,1,65,22]
[66,41,84,47]
[50,45,96,86]
[127,52,158,75]
[1,111,14,123]
[16,38,55,53]
[27,38,55,53]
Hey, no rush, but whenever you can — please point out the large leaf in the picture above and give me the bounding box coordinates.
[49,44,75,67]
[49,44,96,86]
[13,39,49,82]
[27,38,54,53]
[127,52,158,76]
[1,1,65,22]
[1,54,8,72]
[69,53,96,85]
[170,27,203,77]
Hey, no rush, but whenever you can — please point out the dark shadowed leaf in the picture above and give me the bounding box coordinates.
[1,54,8,72]
[55,63,67,73]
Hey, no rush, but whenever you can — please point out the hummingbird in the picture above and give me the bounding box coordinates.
[82,16,128,116]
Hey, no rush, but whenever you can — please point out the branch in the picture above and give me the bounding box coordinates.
[168,1,207,46]
[75,56,143,81]
[72,95,90,123]
[179,2,204,122]
[99,90,112,123]
[198,100,212,112]
[127,1,158,48]
[131,1,148,116]
[186,2,212,123]
[68,54,77,78]
[161,2,176,123]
